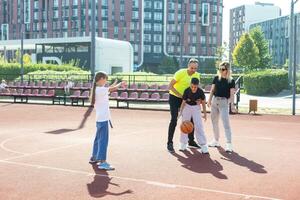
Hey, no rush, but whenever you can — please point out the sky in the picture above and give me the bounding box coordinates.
[222,0,300,43]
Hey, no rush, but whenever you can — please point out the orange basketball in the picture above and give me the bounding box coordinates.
[180,121,194,134]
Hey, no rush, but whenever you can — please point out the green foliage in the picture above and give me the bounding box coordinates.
[0,63,85,81]
[215,43,227,68]
[157,56,179,74]
[15,70,90,82]
[244,69,288,95]
[250,26,272,68]
[232,33,260,71]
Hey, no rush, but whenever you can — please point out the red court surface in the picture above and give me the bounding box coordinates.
[0,103,300,200]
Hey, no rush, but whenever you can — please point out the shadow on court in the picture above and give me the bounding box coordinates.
[171,149,228,179]
[217,147,267,174]
[45,107,94,134]
[87,165,133,198]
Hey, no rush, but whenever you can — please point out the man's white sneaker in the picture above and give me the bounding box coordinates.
[179,143,188,151]
[208,140,220,147]
[200,145,209,154]
[225,143,233,152]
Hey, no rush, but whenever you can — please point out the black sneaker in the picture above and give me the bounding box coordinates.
[167,143,175,153]
[188,141,200,149]
[89,157,99,164]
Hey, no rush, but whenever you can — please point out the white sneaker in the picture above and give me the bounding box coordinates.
[179,143,188,151]
[208,140,220,147]
[225,143,233,152]
[200,145,209,154]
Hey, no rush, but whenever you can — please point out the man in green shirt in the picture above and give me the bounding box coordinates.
[167,58,201,152]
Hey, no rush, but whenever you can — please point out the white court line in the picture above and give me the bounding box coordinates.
[0,135,33,155]
[3,142,88,161]
[0,159,281,200]
[235,135,300,143]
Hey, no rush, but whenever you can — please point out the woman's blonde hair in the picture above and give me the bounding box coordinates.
[218,61,232,82]
[90,71,108,106]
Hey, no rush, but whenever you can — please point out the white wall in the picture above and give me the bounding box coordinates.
[245,5,281,31]
[95,37,133,74]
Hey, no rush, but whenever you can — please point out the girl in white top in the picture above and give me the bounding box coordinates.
[89,71,125,170]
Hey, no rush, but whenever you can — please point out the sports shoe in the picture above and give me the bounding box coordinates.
[188,141,200,149]
[89,157,99,164]
[167,143,175,153]
[208,140,220,147]
[200,145,209,154]
[179,143,188,151]
[225,143,233,152]
[98,162,115,170]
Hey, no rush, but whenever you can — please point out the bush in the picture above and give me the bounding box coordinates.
[244,69,288,95]
[15,70,91,82]
[0,63,85,81]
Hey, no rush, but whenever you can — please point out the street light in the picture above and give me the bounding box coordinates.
[179,0,188,68]
[20,0,24,84]
[90,0,96,80]
[289,0,299,115]
[288,0,299,82]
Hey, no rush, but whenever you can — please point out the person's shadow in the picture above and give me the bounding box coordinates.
[217,147,267,173]
[87,165,133,198]
[45,106,94,134]
[171,149,227,179]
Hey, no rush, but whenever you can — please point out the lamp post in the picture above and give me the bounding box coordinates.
[91,0,96,79]
[20,0,24,83]
[292,15,298,115]
[288,0,299,82]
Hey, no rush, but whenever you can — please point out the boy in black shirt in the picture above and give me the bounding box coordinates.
[179,78,208,154]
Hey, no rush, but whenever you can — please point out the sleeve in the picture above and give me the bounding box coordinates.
[212,76,218,85]
[199,89,206,100]
[230,79,235,89]
[173,70,183,81]
[182,88,188,100]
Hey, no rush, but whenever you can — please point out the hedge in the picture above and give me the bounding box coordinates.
[15,70,91,82]
[0,63,85,81]
[244,69,288,95]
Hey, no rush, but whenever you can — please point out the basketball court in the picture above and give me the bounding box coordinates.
[0,103,300,200]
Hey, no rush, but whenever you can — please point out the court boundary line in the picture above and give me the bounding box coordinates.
[0,159,282,200]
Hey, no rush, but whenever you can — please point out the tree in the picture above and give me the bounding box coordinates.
[232,33,260,71]
[215,42,228,68]
[157,56,179,74]
[250,26,272,68]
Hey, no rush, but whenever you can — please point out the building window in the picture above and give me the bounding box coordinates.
[133,0,139,8]
[154,34,162,42]
[168,2,174,10]
[202,3,210,26]
[53,0,58,7]
[145,1,152,8]
[145,12,152,20]
[54,10,58,18]
[154,1,162,9]
[73,0,78,6]
[73,9,78,17]
[201,36,206,44]
[102,9,108,17]
[154,12,162,21]
[102,21,107,29]
[1,24,9,40]
[190,3,196,12]
[144,45,151,53]
[212,15,217,24]
[144,34,151,42]
[168,13,174,21]
[144,23,151,31]
[132,11,139,19]
[154,23,162,32]
[24,0,31,23]
[190,14,196,22]
[154,45,162,53]
[190,46,196,54]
